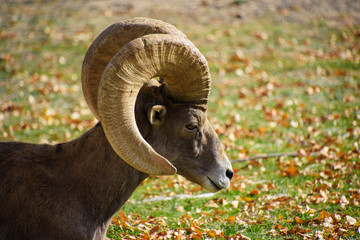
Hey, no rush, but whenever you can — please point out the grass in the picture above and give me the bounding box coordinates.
[1,1,359,239]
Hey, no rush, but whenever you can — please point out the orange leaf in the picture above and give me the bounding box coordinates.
[284,164,299,176]
[294,216,305,224]
[278,214,283,220]
[119,211,127,222]
[207,229,223,237]
[318,210,328,222]
[191,231,202,239]
[250,188,259,195]
[207,229,217,237]
[225,216,236,224]
[267,183,276,190]
[275,224,283,230]
[258,126,266,134]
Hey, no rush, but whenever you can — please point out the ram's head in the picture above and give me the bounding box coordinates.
[82,18,233,192]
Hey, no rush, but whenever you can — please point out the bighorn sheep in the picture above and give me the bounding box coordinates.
[0,18,233,240]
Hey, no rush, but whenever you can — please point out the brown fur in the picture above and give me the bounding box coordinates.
[0,123,146,240]
[0,82,232,239]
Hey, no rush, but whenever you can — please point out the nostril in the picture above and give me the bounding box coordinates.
[226,169,234,180]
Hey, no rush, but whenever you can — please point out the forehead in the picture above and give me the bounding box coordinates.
[170,104,207,123]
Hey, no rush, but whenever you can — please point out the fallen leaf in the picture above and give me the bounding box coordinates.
[283,164,299,177]
[242,196,253,202]
[346,215,357,225]
[231,200,239,208]
[149,225,161,235]
[205,200,219,208]
[225,216,236,224]
[250,188,259,195]
[317,210,328,222]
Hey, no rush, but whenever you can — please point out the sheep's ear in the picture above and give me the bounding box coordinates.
[148,105,166,127]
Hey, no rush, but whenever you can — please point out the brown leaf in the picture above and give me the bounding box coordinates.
[149,225,161,235]
[267,183,276,190]
[333,69,347,76]
[253,31,268,40]
[294,216,305,224]
[317,210,328,222]
[230,49,245,62]
[275,224,288,235]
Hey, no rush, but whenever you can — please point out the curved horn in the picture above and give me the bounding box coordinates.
[98,34,211,175]
[82,18,186,120]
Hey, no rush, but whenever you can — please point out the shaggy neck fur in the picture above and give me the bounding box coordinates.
[65,123,148,235]
[0,123,148,240]
[0,83,171,240]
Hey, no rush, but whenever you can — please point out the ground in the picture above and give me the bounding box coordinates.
[1,0,359,239]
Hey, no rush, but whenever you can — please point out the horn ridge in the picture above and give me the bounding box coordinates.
[82,18,186,120]
[98,34,210,175]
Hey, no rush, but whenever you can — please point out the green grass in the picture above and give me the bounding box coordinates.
[1,1,359,239]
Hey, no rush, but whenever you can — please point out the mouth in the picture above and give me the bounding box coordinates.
[207,177,223,192]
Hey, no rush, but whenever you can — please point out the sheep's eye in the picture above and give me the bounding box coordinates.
[185,124,197,131]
